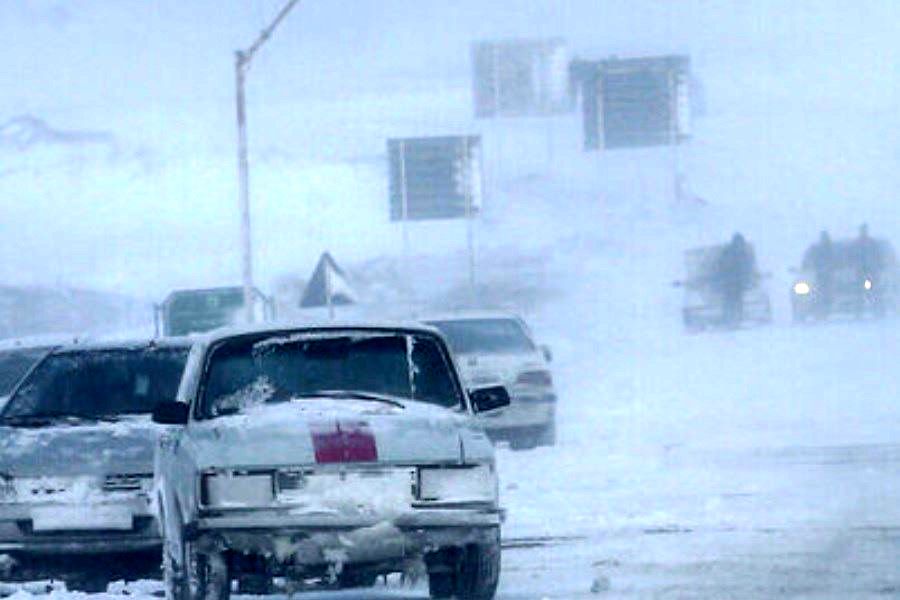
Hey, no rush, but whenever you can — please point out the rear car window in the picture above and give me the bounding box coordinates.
[428,319,536,354]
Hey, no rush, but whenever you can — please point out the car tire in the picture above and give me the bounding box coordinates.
[186,542,230,600]
[509,423,554,450]
[165,531,230,600]
[337,570,378,589]
[428,535,501,600]
[535,421,557,447]
[163,543,186,600]
[508,434,536,451]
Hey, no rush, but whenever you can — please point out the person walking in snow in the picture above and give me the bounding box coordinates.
[714,233,756,326]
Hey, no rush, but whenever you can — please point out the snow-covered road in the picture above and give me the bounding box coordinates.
[5,316,891,600]
[487,308,900,598]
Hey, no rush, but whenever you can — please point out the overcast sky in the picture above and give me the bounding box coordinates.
[2,1,899,297]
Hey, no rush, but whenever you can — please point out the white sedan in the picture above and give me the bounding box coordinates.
[153,323,509,600]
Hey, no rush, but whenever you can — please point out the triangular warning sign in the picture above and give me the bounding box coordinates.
[299,252,357,308]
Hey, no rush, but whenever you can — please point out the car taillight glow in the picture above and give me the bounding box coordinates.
[516,370,553,387]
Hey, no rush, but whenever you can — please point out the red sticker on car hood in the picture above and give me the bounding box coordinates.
[310,421,378,463]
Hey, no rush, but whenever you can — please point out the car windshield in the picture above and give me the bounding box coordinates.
[2,347,189,424]
[0,347,49,396]
[428,319,535,355]
[201,331,462,418]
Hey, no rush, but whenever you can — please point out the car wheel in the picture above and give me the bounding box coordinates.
[428,535,501,600]
[508,433,536,451]
[163,543,187,600]
[166,531,230,600]
[510,425,554,450]
[535,421,556,447]
[184,541,230,600]
[67,576,110,593]
[337,570,378,589]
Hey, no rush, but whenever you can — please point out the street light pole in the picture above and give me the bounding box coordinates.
[234,0,301,323]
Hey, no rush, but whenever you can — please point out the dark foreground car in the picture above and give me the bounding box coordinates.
[0,339,191,590]
[154,323,508,599]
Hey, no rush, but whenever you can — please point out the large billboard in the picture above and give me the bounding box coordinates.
[578,55,691,150]
[388,136,483,221]
[472,39,571,118]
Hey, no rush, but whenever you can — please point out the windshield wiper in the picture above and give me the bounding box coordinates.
[291,390,407,409]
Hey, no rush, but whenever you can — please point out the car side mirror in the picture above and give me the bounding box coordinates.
[469,385,511,414]
[152,401,189,425]
[539,344,553,363]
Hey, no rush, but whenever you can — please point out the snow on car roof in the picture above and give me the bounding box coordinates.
[50,336,194,354]
[195,319,443,346]
[0,333,85,352]
[418,309,524,323]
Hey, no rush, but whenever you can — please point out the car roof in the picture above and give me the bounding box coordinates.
[419,310,524,323]
[195,320,442,347]
[50,336,194,355]
[0,333,84,352]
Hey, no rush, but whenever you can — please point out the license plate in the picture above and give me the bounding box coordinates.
[31,505,133,532]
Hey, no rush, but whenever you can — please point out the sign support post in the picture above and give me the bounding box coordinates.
[233,0,300,324]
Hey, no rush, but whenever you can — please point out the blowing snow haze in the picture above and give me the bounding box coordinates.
[1,1,898,298]
[3,2,900,598]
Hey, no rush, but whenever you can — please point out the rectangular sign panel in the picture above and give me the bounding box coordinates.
[472,39,572,118]
[579,55,691,150]
[388,136,482,221]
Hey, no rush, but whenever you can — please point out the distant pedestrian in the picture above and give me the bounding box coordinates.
[715,233,756,326]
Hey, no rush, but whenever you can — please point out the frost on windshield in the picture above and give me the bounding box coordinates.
[210,376,276,417]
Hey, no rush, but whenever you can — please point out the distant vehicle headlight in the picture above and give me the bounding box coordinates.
[201,470,274,508]
[793,281,811,296]
[864,279,873,290]
[416,464,497,504]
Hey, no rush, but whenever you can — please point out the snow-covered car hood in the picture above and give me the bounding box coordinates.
[0,416,158,478]
[454,351,547,387]
[185,399,492,470]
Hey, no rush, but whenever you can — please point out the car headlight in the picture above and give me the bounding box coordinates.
[793,281,811,296]
[416,464,497,504]
[201,470,274,508]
